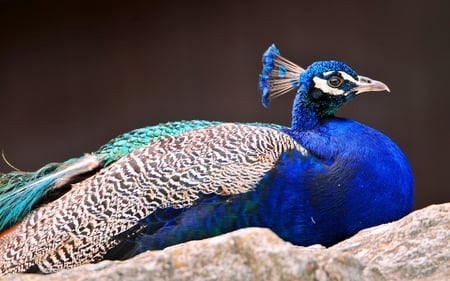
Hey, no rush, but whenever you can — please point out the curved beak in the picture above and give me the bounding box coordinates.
[353,75,390,95]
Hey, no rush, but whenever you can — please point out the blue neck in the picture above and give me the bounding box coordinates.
[291,86,320,131]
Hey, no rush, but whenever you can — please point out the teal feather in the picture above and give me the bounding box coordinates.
[0,163,60,231]
[0,156,101,231]
[96,120,222,166]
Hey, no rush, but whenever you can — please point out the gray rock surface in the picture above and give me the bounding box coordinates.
[1,203,448,281]
[333,203,449,280]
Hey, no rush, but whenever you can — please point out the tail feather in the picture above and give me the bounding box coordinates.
[0,154,101,232]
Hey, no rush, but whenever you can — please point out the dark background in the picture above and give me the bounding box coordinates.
[0,1,448,209]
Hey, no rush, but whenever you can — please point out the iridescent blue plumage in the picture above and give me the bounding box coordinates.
[0,44,413,274]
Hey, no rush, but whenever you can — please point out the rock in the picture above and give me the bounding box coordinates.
[1,203,448,281]
[1,229,383,281]
[332,203,450,280]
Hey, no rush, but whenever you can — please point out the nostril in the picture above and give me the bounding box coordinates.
[359,77,371,83]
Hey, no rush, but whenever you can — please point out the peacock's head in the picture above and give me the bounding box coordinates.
[259,44,390,119]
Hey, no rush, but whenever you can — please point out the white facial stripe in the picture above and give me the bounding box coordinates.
[338,71,358,83]
[312,77,344,96]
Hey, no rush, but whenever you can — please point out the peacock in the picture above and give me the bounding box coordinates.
[0,44,413,274]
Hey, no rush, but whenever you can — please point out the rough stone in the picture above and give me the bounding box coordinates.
[332,203,450,280]
[1,203,448,281]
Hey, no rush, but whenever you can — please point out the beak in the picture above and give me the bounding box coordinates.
[353,75,390,95]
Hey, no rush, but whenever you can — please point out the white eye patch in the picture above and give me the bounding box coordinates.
[312,71,359,96]
[312,77,344,96]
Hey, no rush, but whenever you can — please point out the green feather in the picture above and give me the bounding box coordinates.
[96,120,221,165]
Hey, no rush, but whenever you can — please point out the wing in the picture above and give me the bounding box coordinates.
[0,120,220,232]
[95,120,283,165]
[0,123,306,274]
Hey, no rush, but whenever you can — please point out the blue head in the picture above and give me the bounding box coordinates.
[259,44,390,130]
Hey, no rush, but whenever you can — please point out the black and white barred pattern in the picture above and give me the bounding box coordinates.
[0,124,306,274]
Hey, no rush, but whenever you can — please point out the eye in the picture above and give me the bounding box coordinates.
[327,75,343,88]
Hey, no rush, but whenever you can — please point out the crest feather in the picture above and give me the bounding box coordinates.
[258,44,304,107]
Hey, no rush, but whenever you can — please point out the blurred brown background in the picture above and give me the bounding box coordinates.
[0,1,448,209]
